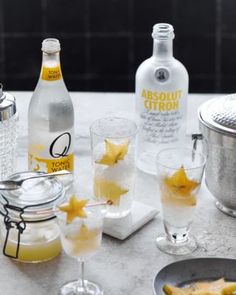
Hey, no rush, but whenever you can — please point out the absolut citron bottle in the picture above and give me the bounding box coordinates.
[135,23,188,174]
[28,38,74,174]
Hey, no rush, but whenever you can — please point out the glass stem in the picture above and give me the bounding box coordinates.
[77,260,87,294]
[81,261,86,290]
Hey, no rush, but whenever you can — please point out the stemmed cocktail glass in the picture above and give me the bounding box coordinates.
[56,196,104,295]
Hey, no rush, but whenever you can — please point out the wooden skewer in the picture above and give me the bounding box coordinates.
[35,200,113,215]
[86,200,113,207]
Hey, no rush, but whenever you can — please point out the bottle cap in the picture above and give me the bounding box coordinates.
[0,83,17,121]
[152,23,175,40]
[42,38,61,53]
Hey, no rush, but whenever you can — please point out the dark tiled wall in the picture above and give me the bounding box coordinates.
[0,0,235,93]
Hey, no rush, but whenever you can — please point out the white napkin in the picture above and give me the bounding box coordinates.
[103,201,158,240]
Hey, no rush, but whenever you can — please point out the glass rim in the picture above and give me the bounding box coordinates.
[156,147,206,171]
[90,116,138,139]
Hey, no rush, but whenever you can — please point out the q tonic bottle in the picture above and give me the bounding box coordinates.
[28,38,74,175]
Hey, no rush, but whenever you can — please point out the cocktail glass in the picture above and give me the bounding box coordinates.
[90,117,137,218]
[56,200,104,295]
[156,147,206,255]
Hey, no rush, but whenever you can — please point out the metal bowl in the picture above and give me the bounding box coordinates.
[198,94,236,217]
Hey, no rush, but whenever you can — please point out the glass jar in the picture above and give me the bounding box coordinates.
[0,171,65,263]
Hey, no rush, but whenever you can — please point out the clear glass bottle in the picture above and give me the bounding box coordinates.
[28,38,74,174]
[135,23,189,175]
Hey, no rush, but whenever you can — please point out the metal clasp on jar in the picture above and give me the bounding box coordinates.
[2,202,26,259]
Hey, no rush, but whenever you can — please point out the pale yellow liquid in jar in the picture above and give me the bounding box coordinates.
[5,237,61,262]
[1,220,62,263]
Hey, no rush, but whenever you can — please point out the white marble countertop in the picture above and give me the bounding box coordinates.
[1,91,236,295]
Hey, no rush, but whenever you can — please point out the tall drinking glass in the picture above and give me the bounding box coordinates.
[156,147,206,255]
[90,117,137,218]
[56,200,104,295]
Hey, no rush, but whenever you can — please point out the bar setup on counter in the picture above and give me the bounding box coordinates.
[0,91,234,295]
[0,26,236,295]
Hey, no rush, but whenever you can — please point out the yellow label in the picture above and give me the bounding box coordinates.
[141,89,182,111]
[29,153,74,173]
[41,66,62,81]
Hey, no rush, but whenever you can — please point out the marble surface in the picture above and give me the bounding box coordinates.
[0,91,236,295]
[103,201,158,240]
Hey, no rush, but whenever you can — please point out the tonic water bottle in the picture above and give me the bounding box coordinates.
[135,23,188,174]
[28,38,74,174]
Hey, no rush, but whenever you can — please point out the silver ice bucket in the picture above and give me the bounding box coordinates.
[198,94,236,217]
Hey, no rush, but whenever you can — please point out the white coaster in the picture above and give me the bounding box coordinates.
[103,201,159,240]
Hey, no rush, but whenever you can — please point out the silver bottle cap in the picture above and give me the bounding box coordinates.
[0,83,17,121]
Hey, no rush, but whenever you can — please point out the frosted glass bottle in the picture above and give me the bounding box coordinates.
[135,23,188,175]
[28,38,74,174]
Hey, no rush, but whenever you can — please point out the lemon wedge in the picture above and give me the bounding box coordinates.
[96,139,129,166]
[59,195,88,223]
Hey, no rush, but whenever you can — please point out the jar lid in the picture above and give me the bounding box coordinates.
[0,83,17,121]
[198,94,236,136]
[0,171,65,222]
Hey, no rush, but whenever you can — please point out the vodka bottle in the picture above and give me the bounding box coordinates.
[28,38,74,174]
[135,23,188,175]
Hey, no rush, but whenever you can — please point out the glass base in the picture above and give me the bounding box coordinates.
[215,201,236,217]
[155,234,197,255]
[59,279,103,295]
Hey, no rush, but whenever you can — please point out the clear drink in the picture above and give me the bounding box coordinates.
[90,117,137,218]
[156,147,205,255]
[56,197,104,295]
[28,39,74,175]
[58,212,102,261]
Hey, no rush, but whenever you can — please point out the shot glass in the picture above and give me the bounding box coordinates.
[90,117,137,218]
[156,147,206,255]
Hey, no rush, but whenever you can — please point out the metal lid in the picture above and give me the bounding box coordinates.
[0,171,65,222]
[198,94,236,136]
[0,83,17,121]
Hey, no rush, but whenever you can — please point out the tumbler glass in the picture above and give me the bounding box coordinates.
[90,117,137,218]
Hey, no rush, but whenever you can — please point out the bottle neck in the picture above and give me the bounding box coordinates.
[152,39,173,60]
[40,52,62,81]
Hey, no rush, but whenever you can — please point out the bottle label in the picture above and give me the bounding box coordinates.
[155,67,169,83]
[28,130,74,173]
[138,88,185,145]
[141,89,182,112]
[41,66,62,81]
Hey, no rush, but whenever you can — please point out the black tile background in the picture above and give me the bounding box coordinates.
[0,0,235,93]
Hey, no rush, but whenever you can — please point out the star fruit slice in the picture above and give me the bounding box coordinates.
[163,284,191,295]
[59,195,88,223]
[96,139,129,166]
[161,166,199,207]
[164,166,199,197]
[94,178,128,206]
[68,224,100,255]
